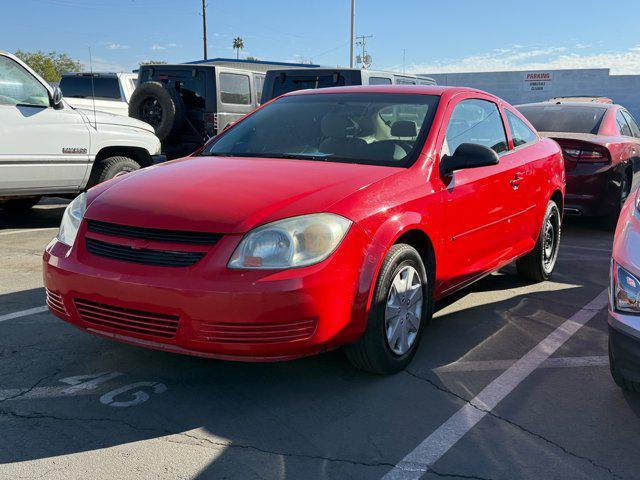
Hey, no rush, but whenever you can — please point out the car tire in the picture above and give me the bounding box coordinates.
[516,200,561,282]
[0,196,41,213]
[345,244,432,375]
[602,171,631,231]
[128,81,186,141]
[88,156,140,188]
[609,338,640,392]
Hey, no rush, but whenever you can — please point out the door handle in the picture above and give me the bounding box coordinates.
[510,172,524,189]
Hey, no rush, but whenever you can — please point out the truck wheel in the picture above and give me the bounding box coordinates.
[88,156,140,187]
[129,81,185,141]
[516,200,561,282]
[0,196,41,212]
[345,244,432,375]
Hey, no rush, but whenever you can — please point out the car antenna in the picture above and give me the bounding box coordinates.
[88,46,97,130]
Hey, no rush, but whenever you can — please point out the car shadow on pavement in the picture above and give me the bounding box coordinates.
[0,197,68,230]
[1,264,638,480]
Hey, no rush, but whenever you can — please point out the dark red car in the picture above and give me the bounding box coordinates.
[517,101,640,227]
[44,86,564,374]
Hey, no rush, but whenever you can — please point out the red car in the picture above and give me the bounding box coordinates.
[517,101,640,227]
[44,86,565,374]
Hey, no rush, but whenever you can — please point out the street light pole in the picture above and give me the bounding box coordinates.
[202,0,208,61]
[349,0,355,68]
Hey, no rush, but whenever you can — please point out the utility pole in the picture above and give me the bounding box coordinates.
[355,34,373,69]
[349,0,355,68]
[202,0,208,61]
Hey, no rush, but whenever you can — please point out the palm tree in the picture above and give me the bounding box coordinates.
[232,37,244,60]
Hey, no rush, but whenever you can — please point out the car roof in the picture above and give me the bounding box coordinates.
[517,101,618,110]
[283,84,489,98]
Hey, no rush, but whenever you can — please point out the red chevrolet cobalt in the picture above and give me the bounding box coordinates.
[44,86,565,374]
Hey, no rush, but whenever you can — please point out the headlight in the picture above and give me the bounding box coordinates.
[613,262,640,313]
[228,213,352,269]
[57,192,87,246]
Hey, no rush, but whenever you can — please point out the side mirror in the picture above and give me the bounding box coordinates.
[51,86,63,109]
[440,143,499,176]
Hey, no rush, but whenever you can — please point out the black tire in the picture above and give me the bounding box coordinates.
[516,200,561,282]
[601,171,631,230]
[128,81,186,141]
[609,338,640,392]
[0,196,41,212]
[345,244,433,375]
[87,156,140,188]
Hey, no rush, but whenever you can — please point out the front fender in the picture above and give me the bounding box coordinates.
[90,126,161,157]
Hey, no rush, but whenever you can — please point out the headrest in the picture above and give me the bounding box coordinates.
[391,120,418,137]
[321,114,355,138]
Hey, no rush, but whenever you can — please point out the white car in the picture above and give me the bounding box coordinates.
[0,51,164,212]
[59,72,137,117]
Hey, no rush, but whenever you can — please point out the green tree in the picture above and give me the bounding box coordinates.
[14,50,82,83]
[232,37,244,60]
[139,60,168,66]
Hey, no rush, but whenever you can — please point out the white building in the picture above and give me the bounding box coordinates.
[423,68,640,119]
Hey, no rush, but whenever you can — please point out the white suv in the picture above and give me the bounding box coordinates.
[59,72,137,117]
[0,52,164,212]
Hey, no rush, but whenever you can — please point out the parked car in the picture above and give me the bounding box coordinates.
[609,187,640,391]
[0,51,164,212]
[260,68,436,103]
[129,63,265,158]
[59,72,138,116]
[517,101,639,227]
[44,85,564,374]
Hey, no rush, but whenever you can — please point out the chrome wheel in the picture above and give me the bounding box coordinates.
[385,265,423,355]
[542,210,560,271]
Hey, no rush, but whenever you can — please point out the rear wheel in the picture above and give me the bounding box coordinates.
[0,196,41,213]
[602,172,631,230]
[87,156,140,188]
[516,200,561,282]
[345,244,432,374]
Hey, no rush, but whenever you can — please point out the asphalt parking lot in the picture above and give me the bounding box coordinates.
[0,199,638,480]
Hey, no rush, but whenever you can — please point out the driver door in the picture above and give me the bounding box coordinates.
[438,95,527,292]
[0,54,90,195]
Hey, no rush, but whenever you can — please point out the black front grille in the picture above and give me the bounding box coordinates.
[87,220,221,245]
[86,238,205,267]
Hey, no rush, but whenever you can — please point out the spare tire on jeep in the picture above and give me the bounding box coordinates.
[129,81,186,141]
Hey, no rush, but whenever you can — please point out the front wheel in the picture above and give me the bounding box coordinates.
[516,200,561,282]
[345,244,432,375]
[87,156,141,188]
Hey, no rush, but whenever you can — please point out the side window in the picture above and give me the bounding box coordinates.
[369,76,392,85]
[395,77,416,85]
[622,111,640,138]
[254,74,265,105]
[445,99,508,155]
[506,110,538,148]
[0,55,49,107]
[616,110,633,137]
[219,73,250,105]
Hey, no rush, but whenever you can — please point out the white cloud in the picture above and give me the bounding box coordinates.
[106,42,129,50]
[392,45,640,75]
[151,43,179,51]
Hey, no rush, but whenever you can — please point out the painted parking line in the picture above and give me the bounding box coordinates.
[434,355,608,373]
[0,306,48,323]
[0,227,57,236]
[383,288,609,479]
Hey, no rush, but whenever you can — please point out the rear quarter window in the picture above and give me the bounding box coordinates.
[219,73,251,105]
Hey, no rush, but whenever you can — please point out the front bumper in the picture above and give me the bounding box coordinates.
[609,322,640,382]
[43,224,372,362]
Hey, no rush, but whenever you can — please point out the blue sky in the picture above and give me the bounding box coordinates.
[4,0,640,74]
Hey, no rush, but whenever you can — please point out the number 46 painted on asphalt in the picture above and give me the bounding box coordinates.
[59,372,167,408]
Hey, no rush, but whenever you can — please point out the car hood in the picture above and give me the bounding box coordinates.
[85,156,402,234]
[74,106,155,133]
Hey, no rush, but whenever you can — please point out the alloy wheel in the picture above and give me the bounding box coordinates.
[542,210,560,271]
[385,265,423,355]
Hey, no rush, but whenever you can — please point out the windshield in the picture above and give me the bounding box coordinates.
[517,105,606,134]
[202,93,439,167]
